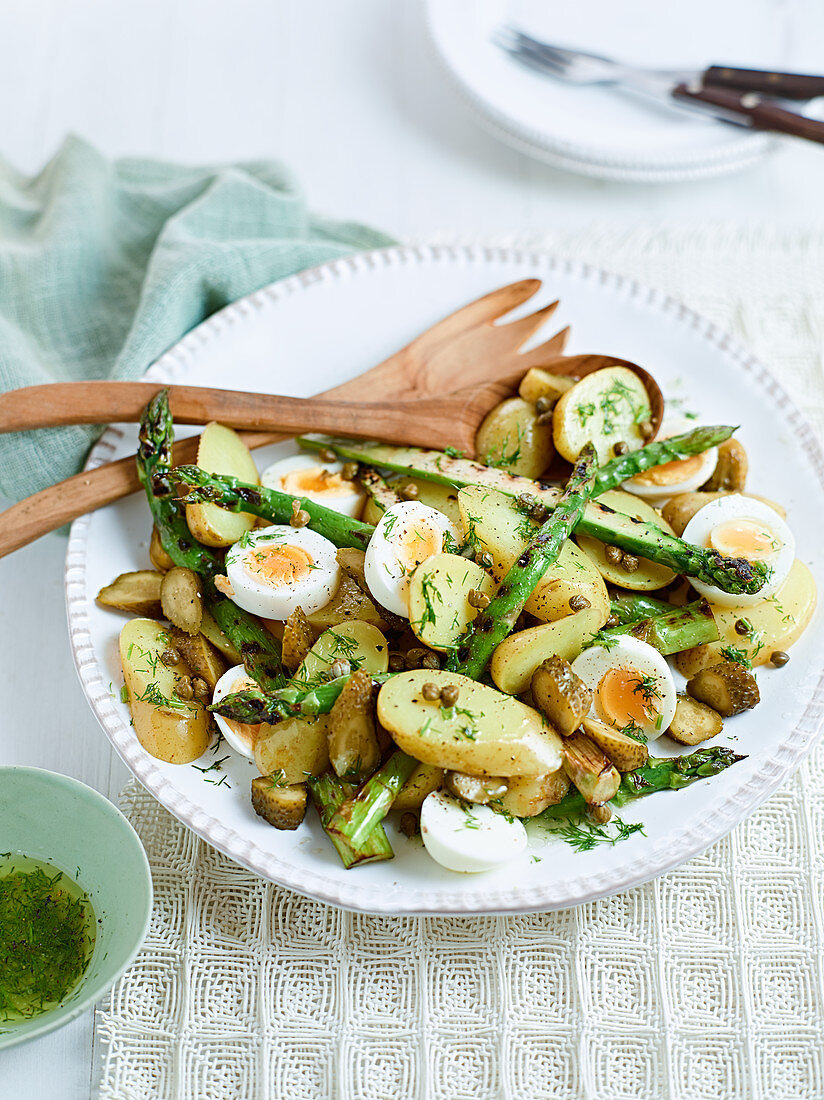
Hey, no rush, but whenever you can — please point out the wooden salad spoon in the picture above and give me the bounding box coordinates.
[0,279,569,557]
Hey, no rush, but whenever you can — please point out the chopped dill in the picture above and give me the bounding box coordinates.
[720,645,753,670]
[545,815,645,852]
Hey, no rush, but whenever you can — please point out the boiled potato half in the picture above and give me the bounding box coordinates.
[675,559,817,677]
[120,618,210,764]
[254,714,331,784]
[458,485,609,623]
[553,366,651,464]
[490,605,607,695]
[378,670,563,777]
[407,553,496,651]
[475,396,554,478]
[295,620,389,684]
[576,489,676,591]
[185,422,260,547]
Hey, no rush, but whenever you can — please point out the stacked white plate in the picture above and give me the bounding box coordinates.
[424,0,793,182]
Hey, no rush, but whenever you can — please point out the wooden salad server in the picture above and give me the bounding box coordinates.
[0,279,571,556]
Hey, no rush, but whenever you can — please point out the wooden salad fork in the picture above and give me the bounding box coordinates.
[0,279,570,557]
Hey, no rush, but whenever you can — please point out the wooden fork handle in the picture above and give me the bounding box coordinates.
[0,381,466,451]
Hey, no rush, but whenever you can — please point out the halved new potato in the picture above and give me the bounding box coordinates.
[475,396,554,478]
[295,620,389,685]
[553,366,651,464]
[458,485,609,623]
[185,422,260,547]
[576,489,676,591]
[377,670,563,777]
[407,553,496,652]
[489,605,607,695]
[254,715,331,784]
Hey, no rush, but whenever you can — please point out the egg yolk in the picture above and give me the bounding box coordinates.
[282,466,350,498]
[244,543,315,586]
[394,521,443,573]
[598,668,659,728]
[709,518,776,561]
[223,677,260,747]
[633,453,704,487]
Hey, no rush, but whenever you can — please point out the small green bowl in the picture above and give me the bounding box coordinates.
[0,767,152,1049]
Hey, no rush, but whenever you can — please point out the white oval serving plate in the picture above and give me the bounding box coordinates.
[66,244,824,914]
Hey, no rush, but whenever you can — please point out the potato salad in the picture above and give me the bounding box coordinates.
[97,361,816,873]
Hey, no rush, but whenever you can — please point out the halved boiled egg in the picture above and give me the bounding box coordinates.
[364,501,454,618]
[572,636,676,742]
[625,417,718,503]
[260,454,365,518]
[420,790,527,873]
[225,524,340,619]
[683,494,794,608]
[212,664,262,759]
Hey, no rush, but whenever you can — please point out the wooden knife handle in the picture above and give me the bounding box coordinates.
[673,83,824,145]
[704,65,824,101]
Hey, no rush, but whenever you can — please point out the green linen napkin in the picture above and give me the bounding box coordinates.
[0,135,394,502]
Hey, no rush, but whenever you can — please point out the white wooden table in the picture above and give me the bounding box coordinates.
[2,1,822,1095]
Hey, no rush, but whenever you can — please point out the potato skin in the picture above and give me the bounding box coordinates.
[393,763,445,812]
[476,396,555,478]
[120,618,210,764]
[498,771,570,818]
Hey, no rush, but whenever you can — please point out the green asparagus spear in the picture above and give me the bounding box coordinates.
[609,594,674,625]
[586,599,719,655]
[325,751,419,849]
[308,774,394,868]
[299,435,769,596]
[593,425,735,495]
[211,673,394,724]
[537,746,746,822]
[137,390,286,690]
[447,445,599,680]
[173,466,375,550]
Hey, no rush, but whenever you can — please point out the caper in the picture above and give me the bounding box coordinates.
[290,500,311,528]
[639,420,655,440]
[535,396,553,415]
[440,684,460,707]
[477,552,494,569]
[388,653,405,672]
[536,410,554,426]
[421,651,441,670]
[329,659,351,680]
[405,647,428,670]
[528,503,550,523]
[319,447,338,463]
[341,462,359,481]
[421,682,441,702]
[612,440,629,456]
[400,482,419,501]
[175,676,194,700]
[734,618,751,636]
[516,492,535,509]
[605,545,623,565]
[160,647,181,667]
[590,803,612,825]
[605,614,619,628]
[467,588,490,610]
[621,553,639,573]
[568,595,590,612]
[399,812,420,838]
[770,650,790,667]
[192,677,210,703]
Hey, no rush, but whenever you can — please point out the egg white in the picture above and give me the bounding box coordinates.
[225,524,340,619]
[364,501,453,618]
[572,636,677,742]
[625,417,718,503]
[260,453,365,518]
[212,664,260,759]
[682,494,795,608]
[420,790,527,873]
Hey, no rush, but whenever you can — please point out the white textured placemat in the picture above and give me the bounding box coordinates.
[97,226,824,1100]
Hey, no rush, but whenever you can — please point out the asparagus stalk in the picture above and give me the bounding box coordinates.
[537,746,746,821]
[299,435,769,596]
[326,751,419,849]
[137,390,286,690]
[211,672,394,724]
[593,425,735,495]
[609,594,674,625]
[587,599,719,656]
[447,445,599,680]
[173,466,375,550]
[308,774,394,868]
